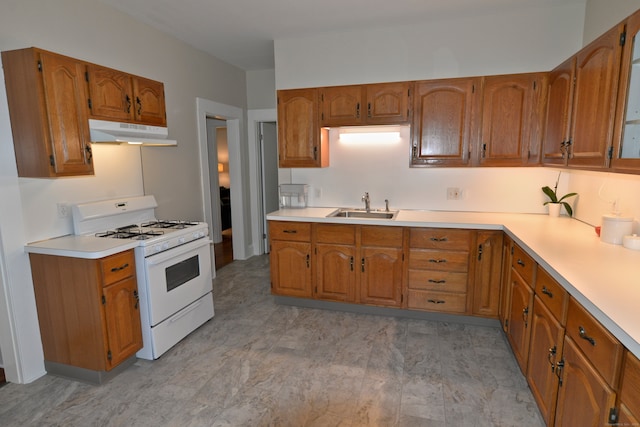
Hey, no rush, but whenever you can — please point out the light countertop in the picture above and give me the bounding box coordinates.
[25,234,139,259]
[267,208,640,359]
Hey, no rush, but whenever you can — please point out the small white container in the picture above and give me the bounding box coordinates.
[623,234,640,251]
[279,184,309,209]
[600,214,633,245]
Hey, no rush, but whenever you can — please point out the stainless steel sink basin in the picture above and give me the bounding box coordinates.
[327,208,398,220]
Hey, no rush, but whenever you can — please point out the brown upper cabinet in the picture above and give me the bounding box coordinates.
[277,88,329,167]
[543,23,624,169]
[2,47,94,177]
[478,73,547,167]
[612,10,640,173]
[86,65,167,126]
[320,82,412,126]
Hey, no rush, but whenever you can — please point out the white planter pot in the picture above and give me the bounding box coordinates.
[548,203,561,217]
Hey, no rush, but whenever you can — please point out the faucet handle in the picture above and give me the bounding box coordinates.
[385,199,389,212]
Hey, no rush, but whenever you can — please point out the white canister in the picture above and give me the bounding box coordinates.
[600,214,633,245]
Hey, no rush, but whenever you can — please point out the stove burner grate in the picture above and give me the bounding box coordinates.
[141,220,199,229]
[96,229,164,240]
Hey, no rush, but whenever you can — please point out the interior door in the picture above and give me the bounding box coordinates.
[260,122,279,253]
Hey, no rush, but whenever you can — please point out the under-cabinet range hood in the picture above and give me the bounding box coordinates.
[89,119,177,146]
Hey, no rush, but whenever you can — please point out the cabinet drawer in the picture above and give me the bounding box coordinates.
[315,223,356,245]
[407,290,467,313]
[409,249,469,272]
[100,250,135,286]
[361,225,403,247]
[620,351,640,419]
[535,266,569,325]
[408,270,468,292]
[409,228,471,250]
[269,221,311,242]
[511,244,536,284]
[566,298,623,388]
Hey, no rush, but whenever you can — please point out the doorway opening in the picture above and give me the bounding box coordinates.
[258,121,279,253]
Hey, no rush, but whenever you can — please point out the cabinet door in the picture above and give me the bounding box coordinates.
[40,51,94,176]
[506,270,534,374]
[320,85,363,126]
[554,337,617,427]
[479,73,545,166]
[365,82,411,124]
[315,243,356,302]
[612,10,640,173]
[359,247,403,307]
[542,57,575,166]
[270,240,312,297]
[277,88,328,167]
[499,235,513,332]
[569,24,623,169]
[619,351,640,424]
[132,76,167,126]
[411,78,479,167]
[472,230,503,317]
[86,65,134,122]
[102,277,143,370]
[527,296,564,426]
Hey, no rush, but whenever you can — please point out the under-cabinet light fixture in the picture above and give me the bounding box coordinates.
[338,126,402,145]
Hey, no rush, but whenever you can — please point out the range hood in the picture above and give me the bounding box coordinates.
[89,119,177,146]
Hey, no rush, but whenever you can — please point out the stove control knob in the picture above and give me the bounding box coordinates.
[179,237,186,244]
[154,244,162,252]
[163,242,170,250]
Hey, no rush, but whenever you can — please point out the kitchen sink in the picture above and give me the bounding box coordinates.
[327,208,398,220]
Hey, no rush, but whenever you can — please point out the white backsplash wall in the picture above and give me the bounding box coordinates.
[291,128,564,214]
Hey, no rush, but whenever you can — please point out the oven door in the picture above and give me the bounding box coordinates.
[144,237,213,326]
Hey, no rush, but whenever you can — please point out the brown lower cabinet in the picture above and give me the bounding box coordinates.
[29,250,142,378]
[619,351,640,423]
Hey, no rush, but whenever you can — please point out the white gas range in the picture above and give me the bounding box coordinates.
[71,195,214,360]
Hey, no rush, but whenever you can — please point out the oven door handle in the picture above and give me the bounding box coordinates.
[145,238,212,265]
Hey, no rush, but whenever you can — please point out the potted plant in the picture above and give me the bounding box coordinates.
[542,172,577,217]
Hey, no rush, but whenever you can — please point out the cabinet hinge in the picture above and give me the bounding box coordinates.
[88,98,92,110]
[401,294,403,303]
[608,145,614,159]
[533,80,537,90]
[527,149,531,159]
[107,350,112,361]
[49,155,55,167]
[85,71,89,82]
[472,84,475,93]
[620,31,627,46]
[37,61,42,72]
[608,407,619,424]
[102,295,106,305]
[504,319,509,328]
[510,246,514,255]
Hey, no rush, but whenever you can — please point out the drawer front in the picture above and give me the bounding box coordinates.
[535,266,569,325]
[409,228,471,250]
[409,249,469,272]
[620,351,640,418]
[361,225,403,247]
[315,223,356,245]
[100,250,135,286]
[566,298,623,388]
[407,290,467,313]
[512,244,536,284]
[269,221,311,242]
[408,270,468,293]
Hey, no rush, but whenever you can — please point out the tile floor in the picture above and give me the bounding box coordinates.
[0,255,544,426]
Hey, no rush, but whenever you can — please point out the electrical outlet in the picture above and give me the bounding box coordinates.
[447,187,462,200]
[57,203,70,218]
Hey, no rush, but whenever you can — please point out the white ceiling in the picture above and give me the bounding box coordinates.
[97,0,586,71]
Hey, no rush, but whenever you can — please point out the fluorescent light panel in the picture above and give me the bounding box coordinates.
[338,126,403,145]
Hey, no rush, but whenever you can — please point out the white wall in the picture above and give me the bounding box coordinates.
[0,0,248,382]
[584,0,640,45]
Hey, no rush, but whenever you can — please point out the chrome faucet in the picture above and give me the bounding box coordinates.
[362,192,371,212]
[385,199,390,212]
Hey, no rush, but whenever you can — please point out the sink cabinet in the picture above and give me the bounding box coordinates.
[28,250,142,381]
[314,224,357,302]
[2,47,94,177]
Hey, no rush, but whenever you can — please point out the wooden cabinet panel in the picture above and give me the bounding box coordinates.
[620,351,640,422]
[365,82,411,124]
[269,240,312,297]
[472,230,503,317]
[103,277,143,369]
[409,228,471,250]
[554,336,617,427]
[407,290,467,313]
[132,76,166,125]
[100,250,135,286]
[569,24,623,169]
[315,223,356,245]
[565,298,623,388]
[411,77,479,167]
[277,88,329,167]
[506,270,534,374]
[315,243,356,302]
[269,221,311,242]
[2,48,93,177]
[479,73,546,166]
[408,249,469,272]
[534,266,568,324]
[320,85,362,126]
[542,57,575,166]
[360,225,403,247]
[527,295,564,426]
[359,246,403,307]
[499,235,513,332]
[511,243,536,284]
[408,270,468,292]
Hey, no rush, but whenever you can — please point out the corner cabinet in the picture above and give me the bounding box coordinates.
[28,250,142,381]
[2,47,94,177]
[411,77,480,167]
[277,88,329,167]
[86,64,167,126]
